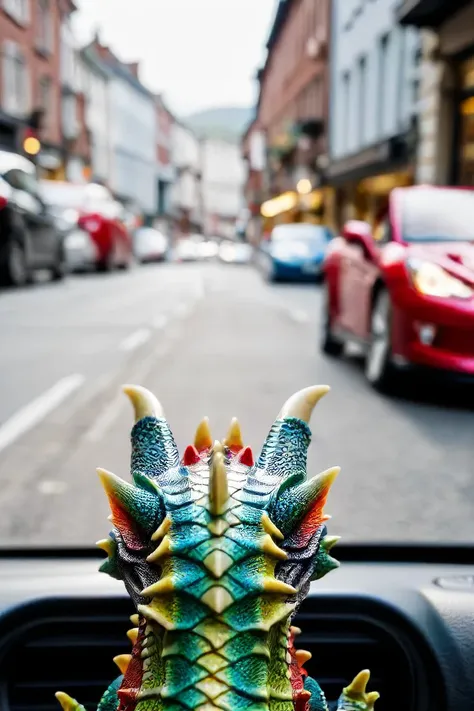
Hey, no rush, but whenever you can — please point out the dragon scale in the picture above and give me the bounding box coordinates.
[56,384,379,711]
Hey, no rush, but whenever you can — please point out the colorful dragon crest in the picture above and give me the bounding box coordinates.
[56,384,379,711]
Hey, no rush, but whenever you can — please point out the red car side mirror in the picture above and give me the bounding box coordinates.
[342,220,377,260]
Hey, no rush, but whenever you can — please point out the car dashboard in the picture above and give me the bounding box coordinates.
[0,545,473,711]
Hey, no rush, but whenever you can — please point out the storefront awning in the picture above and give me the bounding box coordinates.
[397,0,470,26]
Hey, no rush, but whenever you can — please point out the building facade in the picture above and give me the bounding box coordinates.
[59,9,91,182]
[79,44,110,185]
[201,137,245,239]
[89,41,156,216]
[155,95,175,234]
[398,0,474,186]
[170,121,202,236]
[254,0,332,232]
[241,118,266,244]
[0,0,67,165]
[328,0,420,228]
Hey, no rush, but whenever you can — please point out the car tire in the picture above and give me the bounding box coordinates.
[320,281,343,357]
[51,254,66,281]
[1,240,29,287]
[365,288,398,392]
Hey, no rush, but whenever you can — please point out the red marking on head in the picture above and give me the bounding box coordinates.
[109,499,146,551]
[293,488,331,548]
[238,446,254,467]
[183,444,201,466]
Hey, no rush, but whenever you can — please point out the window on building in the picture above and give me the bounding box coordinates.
[62,94,78,139]
[39,75,51,128]
[36,0,53,53]
[378,34,389,135]
[2,0,29,24]
[1,40,29,116]
[342,71,351,153]
[358,56,367,145]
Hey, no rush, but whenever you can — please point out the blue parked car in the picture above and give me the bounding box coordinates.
[261,223,333,282]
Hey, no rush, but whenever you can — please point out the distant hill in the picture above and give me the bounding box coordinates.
[185,106,253,142]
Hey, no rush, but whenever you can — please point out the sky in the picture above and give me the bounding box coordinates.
[73,0,277,118]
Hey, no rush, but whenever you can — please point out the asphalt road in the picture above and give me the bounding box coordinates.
[0,261,472,546]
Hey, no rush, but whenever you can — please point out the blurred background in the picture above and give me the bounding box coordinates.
[0,0,473,546]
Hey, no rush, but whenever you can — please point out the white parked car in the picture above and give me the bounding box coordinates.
[133,227,169,263]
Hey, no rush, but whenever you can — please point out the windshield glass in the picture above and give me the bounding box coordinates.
[272,224,330,243]
[0,2,472,551]
[401,188,474,242]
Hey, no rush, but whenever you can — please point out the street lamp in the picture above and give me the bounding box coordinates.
[296,178,312,195]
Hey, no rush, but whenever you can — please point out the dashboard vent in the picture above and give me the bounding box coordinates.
[0,598,135,711]
[0,595,443,711]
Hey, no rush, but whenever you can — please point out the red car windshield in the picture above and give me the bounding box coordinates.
[400,188,474,243]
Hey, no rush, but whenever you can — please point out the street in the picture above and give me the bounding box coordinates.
[0,262,472,546]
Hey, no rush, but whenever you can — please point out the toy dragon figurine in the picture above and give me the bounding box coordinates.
[56,384,379,711]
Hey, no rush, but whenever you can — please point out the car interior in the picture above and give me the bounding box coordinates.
[0,543,473,710]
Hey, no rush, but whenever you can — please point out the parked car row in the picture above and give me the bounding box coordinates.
[0,149,174,288]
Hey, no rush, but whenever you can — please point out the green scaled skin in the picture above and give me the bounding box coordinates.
[56,385,379,711]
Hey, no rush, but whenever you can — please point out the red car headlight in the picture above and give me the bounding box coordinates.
[406,259,473,300]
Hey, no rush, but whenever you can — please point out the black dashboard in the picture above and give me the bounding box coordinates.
[0,545,473,711]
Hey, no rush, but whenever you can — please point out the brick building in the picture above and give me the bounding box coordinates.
[250,0,332,233]
[0,0,69,157]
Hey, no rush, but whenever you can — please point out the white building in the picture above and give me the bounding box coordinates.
[79,46,110,185]
[170,122,202,232]
[201,138,245,238]
[106,66,156,214]
[328,0,420,225]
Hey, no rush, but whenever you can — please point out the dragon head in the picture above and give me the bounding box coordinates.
[57,384,379,711]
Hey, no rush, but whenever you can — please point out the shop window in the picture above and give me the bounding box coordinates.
[460,58,474,91]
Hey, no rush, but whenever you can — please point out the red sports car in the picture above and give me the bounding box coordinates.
[321,185,474,391]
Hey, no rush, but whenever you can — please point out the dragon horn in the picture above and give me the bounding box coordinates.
[123,385,164,422]
[277,385,330,424]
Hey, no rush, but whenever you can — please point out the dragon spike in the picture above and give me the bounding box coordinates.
[213,440,225,454]
[122,384,164,422]
[277,385,330,424]
[238,445,254,467]
[127,627,139,644]
[261,512,284,540]
[209,451,229,516]
[295,649,312,667]
[96,538,115,556]
[113,654,132,674]
[290,467,339,517]
[55,692,86,711]
[223,417,243,449]
[183,444,201,466]
[194,417,213,451]
[97,468,161,535]
[344,669,370,695]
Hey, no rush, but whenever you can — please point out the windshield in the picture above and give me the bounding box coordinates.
[401,188,474,242]
[0,1,472,552]
[272,224,331,243]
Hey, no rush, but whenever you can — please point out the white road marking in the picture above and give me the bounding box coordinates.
[84,390,125,443]
[289,309,310,323]
[120,328,151,352]
[0,374,85,453]
[38,480,67,495]
[153,314,169,329]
